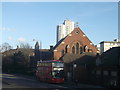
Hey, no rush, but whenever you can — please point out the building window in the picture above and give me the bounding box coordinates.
[111,71,117,77]
[80,47,83,54]
[103,71,109,76]
[76,43,79,54]
[84,45,87,52]
[65,45,69,53]
[75,30,80,34]
[72,46,75,54]
[96,70,101,75]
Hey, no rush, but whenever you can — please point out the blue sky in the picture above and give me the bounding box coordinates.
[2,2,118,49]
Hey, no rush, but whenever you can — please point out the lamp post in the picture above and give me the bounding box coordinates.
[73,63,77,82]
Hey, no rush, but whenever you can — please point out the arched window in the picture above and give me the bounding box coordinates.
[72,46,75,54]
[76,43,79,54]
[80,47,83,54]
[65,45,69,53]
[84,45,87,52]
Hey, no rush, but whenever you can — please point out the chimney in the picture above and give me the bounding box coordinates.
[50,46,53,51]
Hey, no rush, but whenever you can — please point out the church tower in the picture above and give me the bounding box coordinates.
[35,41,39,50]
[34,41,40,61]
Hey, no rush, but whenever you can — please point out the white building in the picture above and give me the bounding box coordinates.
[100,39,120,54]
[63,20,75,35]
[57,24,66,43]
[57,20,75,43]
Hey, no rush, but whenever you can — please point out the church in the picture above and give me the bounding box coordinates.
[53,26,98,61]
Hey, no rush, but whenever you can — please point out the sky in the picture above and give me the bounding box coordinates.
[1,2,118,49]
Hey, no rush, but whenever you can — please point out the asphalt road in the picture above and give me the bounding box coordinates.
[1,73,104,90]
[2,73,68,89]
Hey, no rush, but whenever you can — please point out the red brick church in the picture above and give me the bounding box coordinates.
[53,26,99,60]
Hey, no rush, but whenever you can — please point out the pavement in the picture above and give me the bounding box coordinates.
[61,82,104,89]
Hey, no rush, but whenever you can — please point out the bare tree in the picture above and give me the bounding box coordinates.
[17,42,32,68]
[1,43,12,52]
[19,42,32,49]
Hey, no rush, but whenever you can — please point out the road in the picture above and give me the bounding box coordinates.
[1,73,104,90]
[2,73,68,89]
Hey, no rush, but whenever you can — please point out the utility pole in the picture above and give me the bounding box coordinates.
[40,41,42,61]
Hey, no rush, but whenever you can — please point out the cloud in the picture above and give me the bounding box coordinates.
[0,27,16,31]
[17,37,26,42]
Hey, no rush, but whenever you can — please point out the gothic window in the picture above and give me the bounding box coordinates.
[76,43,79,54]
[84,45,87,52]
[72,46,75,54]
[80,47,83,54]
[65,45,69,53]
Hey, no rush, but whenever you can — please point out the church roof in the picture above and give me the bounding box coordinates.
[53,36,66,50]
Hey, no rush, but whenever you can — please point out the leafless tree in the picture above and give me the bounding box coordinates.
[1,42,12,52]
[19,42,32,49]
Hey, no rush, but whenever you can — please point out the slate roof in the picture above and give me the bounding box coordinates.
[100,47,120,66]
[2,48,35,56]
[40,50,53,60]
[63,52,96,65]
[53,37,66,50]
